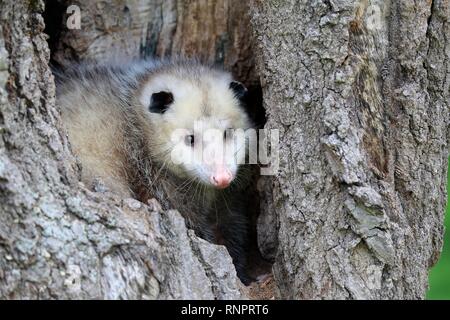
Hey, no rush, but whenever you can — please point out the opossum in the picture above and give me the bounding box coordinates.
[56,59,255,284]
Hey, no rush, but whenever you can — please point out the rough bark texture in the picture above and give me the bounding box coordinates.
[1,0,448,300]
[0,0,243,299]
[50,0,258,87]
[250,0,449,299]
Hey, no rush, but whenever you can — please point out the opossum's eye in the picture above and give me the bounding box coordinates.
[224,128,233,141]
[185,135,195,147]
[149,91,174,114]
[229,81,248,101]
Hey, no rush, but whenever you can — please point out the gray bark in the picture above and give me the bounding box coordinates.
[250,0,449,299]
[0,0,243,299]
[51,0,258,86]
[0,0,448,300]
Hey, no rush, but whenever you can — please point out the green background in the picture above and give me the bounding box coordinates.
[427,159,450,299]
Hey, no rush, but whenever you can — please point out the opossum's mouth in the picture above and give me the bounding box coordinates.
[168,164,235,190]
[192,173,234,190]
[196,171,237,190]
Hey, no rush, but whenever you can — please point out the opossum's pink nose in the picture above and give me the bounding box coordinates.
[210,168,233,189]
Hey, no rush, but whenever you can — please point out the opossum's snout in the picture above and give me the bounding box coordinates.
[210,165,233,189]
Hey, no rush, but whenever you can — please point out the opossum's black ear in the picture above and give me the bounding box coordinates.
[149,91,174,114]
[229,81,248,102]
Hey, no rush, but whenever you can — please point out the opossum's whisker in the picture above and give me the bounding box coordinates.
[194,181,202,201]
[175,179,191,192]
[183,177,199,195]
[149,159,168,188]
[213,199,219,227]
[220,192,233,218]
[175,177,196,193]
[189,177,201,199]
[149,147,172,159]
[201,183,207,209]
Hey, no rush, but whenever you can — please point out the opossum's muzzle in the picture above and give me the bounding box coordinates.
[210,166,233,189]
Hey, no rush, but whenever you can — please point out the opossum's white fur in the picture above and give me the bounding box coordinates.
[138,64,251,185]
[57,59,251,195]
[56,59,254,283]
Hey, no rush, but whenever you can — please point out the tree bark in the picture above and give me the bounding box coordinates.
[50,0,258,87]
[1,0,448,300]
[0,0,243,299]
[250,0,449,299]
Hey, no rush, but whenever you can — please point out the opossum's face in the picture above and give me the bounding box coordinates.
[139,71,252,189]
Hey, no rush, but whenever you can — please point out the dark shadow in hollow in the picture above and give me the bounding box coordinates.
[241,83,274,283]
[43,0,66,68]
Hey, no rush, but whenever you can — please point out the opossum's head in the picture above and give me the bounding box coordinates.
[139,65,253,189]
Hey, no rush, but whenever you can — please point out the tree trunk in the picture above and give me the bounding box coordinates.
[0,0,243,299]
[250,0,449,299]
[0,0,448,300]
